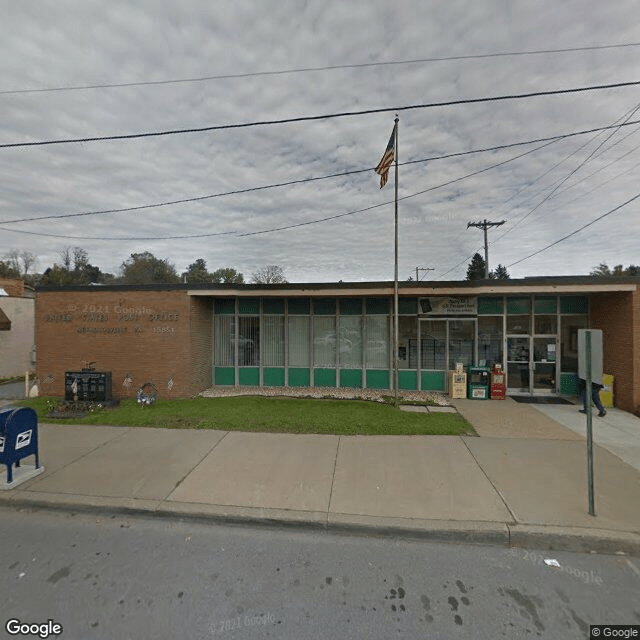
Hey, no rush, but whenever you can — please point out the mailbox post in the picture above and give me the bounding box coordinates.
[0,407,41,485]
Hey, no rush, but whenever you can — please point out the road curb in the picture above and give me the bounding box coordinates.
[2,493,638,556]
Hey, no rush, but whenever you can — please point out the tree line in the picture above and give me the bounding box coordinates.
[0,248,287,286]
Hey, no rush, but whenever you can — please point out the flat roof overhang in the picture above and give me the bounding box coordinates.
[188,281,638,298]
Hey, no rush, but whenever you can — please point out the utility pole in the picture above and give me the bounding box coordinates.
[466,219,505,278]
[415,267,434,281]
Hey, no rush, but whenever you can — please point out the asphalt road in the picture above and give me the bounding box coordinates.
[0,506,639,640]
[0,381,25,401]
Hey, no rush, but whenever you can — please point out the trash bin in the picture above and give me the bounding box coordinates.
[601,374,614,408]
[0,406,40,484]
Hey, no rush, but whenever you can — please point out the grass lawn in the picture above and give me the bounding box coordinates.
[18,396,475,436]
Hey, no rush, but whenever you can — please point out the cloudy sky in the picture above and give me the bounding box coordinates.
[1,1,639,283]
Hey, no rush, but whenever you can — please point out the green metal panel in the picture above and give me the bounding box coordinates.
[478,297,503,315]
[313,298,336,315]
[399,298,418,314]
[239,368,260,385]
[560,372,579,395]
[288,298,310,314]
[366,297,390,314]
[340,369,363,388]
[263,367,285,386]
[288,368,310,387]
[398,370,417,390]
[366,369,390,389]
[314,368,337,387]
[421,370,446,391]
[560,296,588,314]
[262,298,285,314]
[215,367,235,385]
[339,298,362,315]
[238,298,260,314]
[507,296,531,314]
[214,299,235,315]
[534,296,557,314]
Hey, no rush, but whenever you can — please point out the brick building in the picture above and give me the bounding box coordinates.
[35,276,640,413]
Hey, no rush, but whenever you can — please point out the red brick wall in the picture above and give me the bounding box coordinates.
[589,289,639,413]
[0,278,25,297]
[188,296,213,394]
[36,289,200,400]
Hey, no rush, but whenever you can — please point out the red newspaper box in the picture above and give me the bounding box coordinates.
[490,364,506,400]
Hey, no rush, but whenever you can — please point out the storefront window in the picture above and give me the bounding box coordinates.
[506,315,531,334]
[534,315,557,334]
[339,316,362,367]
[314,316,336,367]
[365,316,389,368]
[238,317,259,366]
[214,315,234,366]
[262,316,284,366]
[398,316,417,369]
[448,320,474,368]
[560,315,588,371]
[478,316,503,367]
[288,316,310,366]
[421,321,446,369]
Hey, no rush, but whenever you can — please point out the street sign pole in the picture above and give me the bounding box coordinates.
[585,330,595,516]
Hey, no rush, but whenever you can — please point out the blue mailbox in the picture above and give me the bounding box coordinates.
[0,406,40,484]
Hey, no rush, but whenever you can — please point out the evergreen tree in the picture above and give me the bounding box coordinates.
[466,253,486,280]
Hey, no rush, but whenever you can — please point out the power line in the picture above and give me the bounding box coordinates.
[0,137,557,241]
[3,80,640,149]
[492,101,640,243]
[4,118,640,227]
[3,42,639,96]
[506,192,640,268]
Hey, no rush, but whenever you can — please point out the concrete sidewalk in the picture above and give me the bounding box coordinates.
[1,400,639,555]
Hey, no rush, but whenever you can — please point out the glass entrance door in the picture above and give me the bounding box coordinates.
[506,336,530,394]
[532,337,558,394]
[506,336,559,394]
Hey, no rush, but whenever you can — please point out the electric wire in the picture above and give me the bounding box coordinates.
[3,118,640,227]
[3,42,639,95]
[0,138,557,241]
[491,102,640,244]
[506,192,640,268]
[2,80,640,149]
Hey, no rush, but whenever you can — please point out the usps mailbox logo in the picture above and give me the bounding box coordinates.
[0,435,4,452]
[15,430,32,450]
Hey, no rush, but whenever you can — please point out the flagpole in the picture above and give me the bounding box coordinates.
[393,115,399,407]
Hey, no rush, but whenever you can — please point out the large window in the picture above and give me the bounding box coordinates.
[365,316,389,368]
[238,316,259,366]
[561,315,588,372]
[478,316,503,367]
[262,316,284,366]
[214,316,234,366]
[288,316,310,366]
[339,316,362,368]
[420,321,446,369]
[448,320,474,367]
[313,316,336,367]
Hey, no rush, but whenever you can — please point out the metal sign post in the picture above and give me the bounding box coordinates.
[585,331,595,516]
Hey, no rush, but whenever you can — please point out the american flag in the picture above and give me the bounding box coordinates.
[374,123,397,188]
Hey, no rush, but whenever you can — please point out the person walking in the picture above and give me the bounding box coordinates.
[578,378,607,417]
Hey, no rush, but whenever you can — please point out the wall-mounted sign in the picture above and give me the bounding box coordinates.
[419,296,477,315]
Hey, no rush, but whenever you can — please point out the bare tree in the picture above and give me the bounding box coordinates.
[3,249,37,276]
[251,265,287,284]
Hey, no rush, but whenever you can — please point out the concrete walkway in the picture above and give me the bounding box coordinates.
[1,397,639,555]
